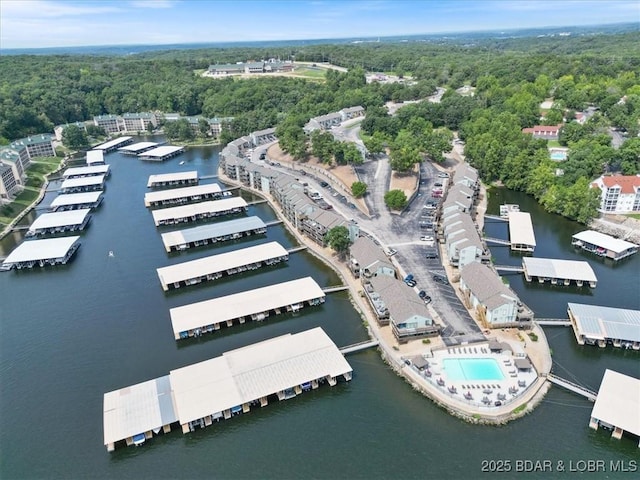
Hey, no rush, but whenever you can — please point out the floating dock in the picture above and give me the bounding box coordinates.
[589,369,640,447]
[522,257,597,288]
[50,191,103,212]
[103,327,353,451]
[144,183,224,208]
[86,150,105,166]
[147,171,198,188]
[508,211,536,252]
[138,145,184,162]
[160,216,267,252]
[118,141,158,156]
[170,276,326,339]
[571,230,638,261]
[59,174,106,194]
[156,241,288,291]
[151,197,248,227]
[26,209,91,237]
[2,236,81,270]
[62,164,110,179]
[94,136,133,153]
[499,204,520,218]
[568,302,640,349]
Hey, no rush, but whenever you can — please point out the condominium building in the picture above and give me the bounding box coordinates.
[121,112,157,132]
[591,174,640,213]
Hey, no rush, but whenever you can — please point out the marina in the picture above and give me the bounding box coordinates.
[94,136,133,153]
[62,164,110,179]
[147,171,198,188]
[156,241,289,291]
[117,141,159,155]
[59,174,106,193]
[26,209,91,237]
[138,145,184,161]
[508,211,536,252]
[522,257,597,287]
[103,327,352,451]
[568,302,640,349]
[86,150,105,165]
[169,276,326,339]
[1,236,81,270]
[160,216,267,252]
[49,191,103,212]
[571,230,638,261]
[144,183,223,207]
[150,197,248,226]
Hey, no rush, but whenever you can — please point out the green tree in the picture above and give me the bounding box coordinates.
[363,131,386,155]
[310,130,335,163]
[325,225,351,254]
[86,124,106,138]
[351,181,367,197]
[198,118,210,136]
[384,189,407,210]
[62,124,89,149]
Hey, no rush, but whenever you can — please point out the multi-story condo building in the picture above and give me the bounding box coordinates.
[10,134,55,161]
[94,115,123,134]
[0,162,20,201]
[121,112,157,132]
[591,174,640,213]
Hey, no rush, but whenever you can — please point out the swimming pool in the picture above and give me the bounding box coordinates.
[550,152,567,161]
[442,358,505,381]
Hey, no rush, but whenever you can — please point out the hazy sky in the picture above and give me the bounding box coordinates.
[1,0,638,49]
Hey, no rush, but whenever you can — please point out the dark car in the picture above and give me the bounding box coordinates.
[259,152,267,160]
[320,181,329,188]
[418,290,432,304]
[404,274,417,287]
[425,249,438,259]
[432,274,449,285]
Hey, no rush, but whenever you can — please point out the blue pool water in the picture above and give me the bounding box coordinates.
[550,152,566,161]
[442,358,505,381]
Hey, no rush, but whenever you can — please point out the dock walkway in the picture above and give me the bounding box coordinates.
[340,340,380,354]
[547,374,597,401]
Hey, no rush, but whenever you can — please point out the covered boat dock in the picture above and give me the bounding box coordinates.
[2,236,81,270]
[86,150,104,165]
[160,216,266,252]
[522,257,597,287]
[571,230,638,261]
[508,211,536,252]
[589,369,640,447]
[118,141,158,156]
[156,241,288,291]
[147,171,198,188]
[50,191,103,211]
[94,136,133,153]
[170,276,326,339]
[62,164,110,179]
[568,302,640,349]
[138,145,184,162]
[144,183,223,208]
[151,197,247,226]
[59,175,106,193]
[26,209,91,237]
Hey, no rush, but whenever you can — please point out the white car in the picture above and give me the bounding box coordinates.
[420,235,434,242]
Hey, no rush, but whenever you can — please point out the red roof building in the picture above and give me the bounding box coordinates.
[591,175,640,213]
[522,125,562,140]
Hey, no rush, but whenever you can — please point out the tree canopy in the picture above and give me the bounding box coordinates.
[325,225,351,254]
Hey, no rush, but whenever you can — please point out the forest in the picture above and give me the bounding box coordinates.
[1,27,638,223]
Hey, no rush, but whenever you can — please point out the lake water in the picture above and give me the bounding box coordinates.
[1,147,638,479]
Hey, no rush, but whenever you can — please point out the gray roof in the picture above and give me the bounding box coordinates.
[514,358,532,370]
[522,257,597,282]
[460,262,518,310]
[350,237,393,273]
[572,230,638,253]
[568,302,640,343]
[370,275,431,325]
[161,216,266,249]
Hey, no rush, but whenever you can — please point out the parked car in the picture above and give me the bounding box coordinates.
[259,152,267,160]
[420,235,434,242]
[438,172,450,178]
[434,182,443,187]
[320,181,329,188]
[432,274,449,285]
[425,250,438,259]
[418,290,432,305]
[404,274,417,287]
[384,247,397,257]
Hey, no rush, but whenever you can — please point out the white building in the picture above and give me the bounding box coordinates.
[591,174,640,213]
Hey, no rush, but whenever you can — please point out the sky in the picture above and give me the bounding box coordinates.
[1,0,638,49]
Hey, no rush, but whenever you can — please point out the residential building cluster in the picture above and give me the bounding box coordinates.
[303,106,365,133]
[0,134,55,202]
[591,174,640,214]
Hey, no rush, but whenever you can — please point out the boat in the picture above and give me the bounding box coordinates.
[108,251,114,257]
[179,161,185,165]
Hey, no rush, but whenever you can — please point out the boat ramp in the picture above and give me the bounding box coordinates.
[170,277,325,339]
[49,191,103,212]
[1,236,81,270]
[156,241,289,291]
[62,164,110,179]
[147,171,198,188]
[59,174,106,194]
[522,257,597,288]
[118,141,158,156]
[94,136,133,153]
[144,183,224,208]
[26,209,91,237]
[103,327,353,451]
[151,197,248,226]
[138,145,184,161]
[571,230,638,261]
[567,302,640,349]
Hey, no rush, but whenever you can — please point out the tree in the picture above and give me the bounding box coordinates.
[62,125,88,149]
[384,189,407,210]
[86,124,106,138]
[363,131,386,155]
[351,181,367,198]
[310,130,335,163]
[198,118,210,136]
[325,225,350,255]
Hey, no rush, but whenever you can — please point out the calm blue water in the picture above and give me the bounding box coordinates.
[550,152,567,161]
[443,358,505,381]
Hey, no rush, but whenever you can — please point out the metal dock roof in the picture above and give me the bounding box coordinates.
[118,141,158,153]
[156,241,287,288]
[29,209,90,230]
[170,276,325,335]
[522,257,597,282]
[151,197,247,226]
[161,216,266,250]
[572,230,638,254]
[591,369,640,438]
[147,171,198,187]
[94,136,133,150]
[144,183,222,206]
[170,327,353,424]
[103,375,178,447]
[50,191,103,208]
[139,145,183,158]
[3,236,81,264]
[60,175,106,190]
[62,164,110,178]
[508,211,536,247]
[568,302,640,343]
[86,150,104,165]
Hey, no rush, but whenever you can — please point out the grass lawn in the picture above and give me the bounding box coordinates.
[547,140,561,148]
[626,213,640,220]
[287,66,326,79]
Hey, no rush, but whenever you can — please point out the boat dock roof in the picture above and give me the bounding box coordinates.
[572,230,638,254]
[147,171,198,188]
[161,216,266,251]
[591,369,640,438]
[94,136,133,151]
[170,276,325,336]
[103,375,178,449]
[151,197,247,226]
[60,175,106,191]
[138,145,184,160]
[62,164,110,178]
[522,257,597,282]
[118,141,158,153]
[3,236,81,264]
[156,241,288,290]
[144,183,222,207]
[86,150,104,165]
[170,327,352,425]
[508,211,536,250]
[29,209,91,231]
[568,302,640,344]
[50,191,103,208]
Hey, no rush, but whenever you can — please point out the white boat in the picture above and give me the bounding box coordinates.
[179,161,185,165]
